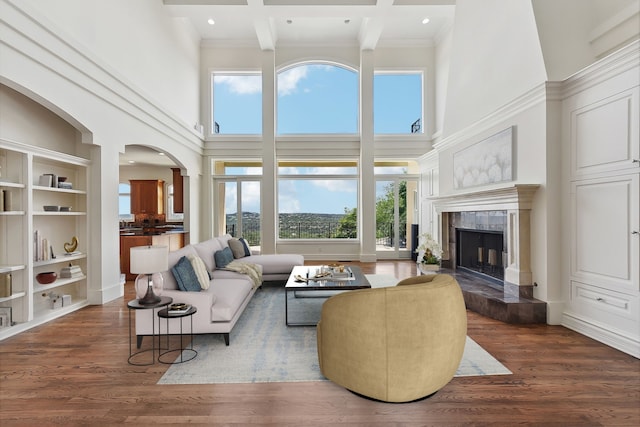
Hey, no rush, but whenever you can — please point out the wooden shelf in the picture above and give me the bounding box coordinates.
[0,181,25,189]
[0,291,26,303]
[33,275,86,294]
[34,253,86,267]
[0,265,25,274]
[33,185,86,195]
[33,211,87,216]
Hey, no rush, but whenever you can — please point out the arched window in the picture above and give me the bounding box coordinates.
[277,63,358,134]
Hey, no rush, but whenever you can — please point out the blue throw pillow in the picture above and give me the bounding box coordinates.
[171,256,202,292]
[240,238,251,256]
[214,247,234,269]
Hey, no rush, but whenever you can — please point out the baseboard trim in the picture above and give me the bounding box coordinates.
[562,312,640,358]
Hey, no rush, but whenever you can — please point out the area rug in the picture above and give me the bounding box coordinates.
[158,275,511,385]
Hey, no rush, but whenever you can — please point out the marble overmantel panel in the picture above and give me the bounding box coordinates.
[430,185,540,298]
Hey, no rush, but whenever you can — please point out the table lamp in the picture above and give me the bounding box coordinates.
[130,245,168,305]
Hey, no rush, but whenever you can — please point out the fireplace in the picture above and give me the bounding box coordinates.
[431,185,539,299]
[456,228,504,285]
[428,185,545,323]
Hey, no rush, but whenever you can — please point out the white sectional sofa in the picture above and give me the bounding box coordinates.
[135,235,304,346]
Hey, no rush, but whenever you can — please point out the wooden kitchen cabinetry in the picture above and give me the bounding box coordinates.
[120,232,185,281]
[130,180,164,214]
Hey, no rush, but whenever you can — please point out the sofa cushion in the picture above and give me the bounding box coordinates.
[171,256,202,292]
[244,254,304,275]
[215,234,233,249]
[192,239,224,271]
[187,254,211,290]
[228,238,246,259]
[162,245,198,290]
[240,238,251,256]
[214,247,234,269]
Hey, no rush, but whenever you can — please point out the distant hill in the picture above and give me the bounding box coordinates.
[226,212,349,240]
[226,212,345,223]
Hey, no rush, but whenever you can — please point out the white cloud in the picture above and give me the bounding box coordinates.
[215,75,261,95]
[278,67,308,96]
[312,179,357,193]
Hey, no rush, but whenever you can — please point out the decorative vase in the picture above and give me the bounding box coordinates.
[36,272,57,284]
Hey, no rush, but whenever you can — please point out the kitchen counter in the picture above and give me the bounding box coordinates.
[120,230,188,281]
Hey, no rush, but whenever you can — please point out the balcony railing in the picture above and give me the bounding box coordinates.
[226,220,405,248]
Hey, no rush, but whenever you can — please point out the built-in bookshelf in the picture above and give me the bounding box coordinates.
[0,140,89,340]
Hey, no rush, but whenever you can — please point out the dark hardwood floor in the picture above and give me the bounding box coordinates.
[1,260,638,426]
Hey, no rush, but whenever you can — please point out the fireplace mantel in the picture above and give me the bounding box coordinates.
[431,184,540,213]
[431,184,540,298]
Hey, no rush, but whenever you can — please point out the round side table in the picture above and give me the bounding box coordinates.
[157,306,198,364]
[127,296,173,366]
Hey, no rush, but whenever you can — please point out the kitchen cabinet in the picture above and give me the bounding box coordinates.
[130,180,164,214]
[120,232,185,281]
[171,168,183,213]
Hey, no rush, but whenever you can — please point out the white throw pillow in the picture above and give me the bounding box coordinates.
[187,254,211,290]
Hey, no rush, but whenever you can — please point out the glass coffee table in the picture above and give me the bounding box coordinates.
[285,265,371,326]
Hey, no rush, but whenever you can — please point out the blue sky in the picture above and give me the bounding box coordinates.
[214,64,420,215]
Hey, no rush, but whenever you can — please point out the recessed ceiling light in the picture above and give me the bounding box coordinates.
[158,152,165,156]
[207,18,215,25]
[128,160,135,164]
[422,18,430,24]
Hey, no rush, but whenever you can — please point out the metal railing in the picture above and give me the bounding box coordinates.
[226,219,404,247]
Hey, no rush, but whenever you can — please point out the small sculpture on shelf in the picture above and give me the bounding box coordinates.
[64,236,79,254]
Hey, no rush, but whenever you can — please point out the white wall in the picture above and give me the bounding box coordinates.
[532,0,640,81]
[1,0,205,304]
[443,0,547,137]
[0,85,79,151]
[21,0,201,129]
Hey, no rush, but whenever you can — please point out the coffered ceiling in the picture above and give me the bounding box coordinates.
[163,0,456,49]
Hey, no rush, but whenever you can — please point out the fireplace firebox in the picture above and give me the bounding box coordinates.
[456,229,504,285]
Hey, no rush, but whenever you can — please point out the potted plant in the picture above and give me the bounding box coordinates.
[416,232,442,271]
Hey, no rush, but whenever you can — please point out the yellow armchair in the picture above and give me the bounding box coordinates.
[316,274,467,403]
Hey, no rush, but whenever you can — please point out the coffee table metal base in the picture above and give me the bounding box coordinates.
[285,265,371,326]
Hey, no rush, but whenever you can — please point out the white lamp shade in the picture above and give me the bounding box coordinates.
[130,245,168,274]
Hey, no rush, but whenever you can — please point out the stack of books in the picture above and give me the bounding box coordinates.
[57,182,73,189]
[168,303,192,314]
[60,264,83,279]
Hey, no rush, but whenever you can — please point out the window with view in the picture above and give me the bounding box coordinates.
[278,161,358,239]
[374,72,423,134]
[277,63,358,134]
[212,73,262,134]
[167,184,184,222]
[213,161,262,248]
[118,183,133,221]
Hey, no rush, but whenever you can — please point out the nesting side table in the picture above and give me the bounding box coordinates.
[127,296,173,366]
[157,306,198,364]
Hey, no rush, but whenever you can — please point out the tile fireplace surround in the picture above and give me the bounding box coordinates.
[431,185,546,323]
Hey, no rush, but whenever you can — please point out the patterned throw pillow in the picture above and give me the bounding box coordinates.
[228,238,246,259]
[213,247,234,268]
[171,256,202,292]
[240,238,251,256]
[187,254,211,290]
